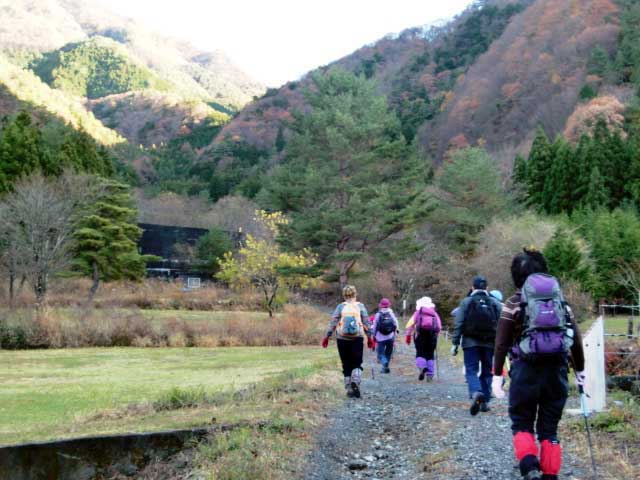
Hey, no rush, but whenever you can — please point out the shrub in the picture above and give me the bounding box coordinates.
[154,386,210,411]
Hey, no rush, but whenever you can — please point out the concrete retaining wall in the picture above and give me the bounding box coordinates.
[0,427,211,480]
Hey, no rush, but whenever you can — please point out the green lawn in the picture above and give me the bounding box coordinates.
[0,346,334,445]
[138,309,269,324]
[584,315,640,335]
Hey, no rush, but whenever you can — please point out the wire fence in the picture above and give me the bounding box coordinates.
[598,304,640,358]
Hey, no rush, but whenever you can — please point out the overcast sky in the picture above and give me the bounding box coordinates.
[95,0,473,87]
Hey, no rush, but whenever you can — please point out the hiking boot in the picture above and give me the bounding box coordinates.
[480,402,490,412]
[418,368,427,381]
[541,476,558,480]
[426,375,434,382]
[346,384,356,398]
[351,382,361,398]
[383,366,391,374]
[382,362,390,374]
[470,391,485,416]
[523,470,542,480]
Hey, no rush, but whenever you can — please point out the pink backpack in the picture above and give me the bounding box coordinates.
[415,307,437,333]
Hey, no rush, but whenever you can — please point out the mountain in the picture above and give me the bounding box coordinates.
[0,0,264,110]
[0,54,124,146]
[0,0,266,183]
[211,0,622,169]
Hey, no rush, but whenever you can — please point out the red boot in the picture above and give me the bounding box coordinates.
[540,440,562,480]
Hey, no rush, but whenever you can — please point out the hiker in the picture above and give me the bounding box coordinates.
[405,296,442,381]
[451,275,502,415]
[371,298,399,373]
[321,285,374,398]
[492,249,585,480]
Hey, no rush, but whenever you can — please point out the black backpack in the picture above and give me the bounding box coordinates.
[462,292,499,341]
[377,311,395,335]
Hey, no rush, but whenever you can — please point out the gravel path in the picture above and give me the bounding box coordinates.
[304,343,587,480]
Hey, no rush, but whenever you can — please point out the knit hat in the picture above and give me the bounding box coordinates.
[490,290,503,302]
[473,275,488,290]
[416,296,436,309]
[379,298,391,308]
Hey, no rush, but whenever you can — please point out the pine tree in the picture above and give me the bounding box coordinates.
[526,127,553,209]
[0,112,42,190]
[582,165,609,210]
[265,69,432,287]
[548,140,577,213]
[544,228,589,286]
[73,179,153,303]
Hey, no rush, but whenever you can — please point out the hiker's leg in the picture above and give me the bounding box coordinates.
[509,360,542,477]
[537,363,569,479]
[463,346,482,398]
[479,347,494,401]
[385,340,394,363]
[376,339,386,364]
[414,334,427,368]
[336,339,352,378]
[424,333,437,376]
[350,337,364,385]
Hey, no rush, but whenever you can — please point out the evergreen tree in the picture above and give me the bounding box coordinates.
[196,228,233,275]
[587,45,611,77]
[544,228,590,287]
[525,127,553,209]
[0,112,42,191]
[73,179,153,302]
[265,69,432,287]
[432,147,506,250]
[546,139,575,213]
[511,153,528,202]
[582,165,610,210]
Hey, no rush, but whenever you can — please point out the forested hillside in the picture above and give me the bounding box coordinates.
[212,0,620,167]
[0,0,264,109]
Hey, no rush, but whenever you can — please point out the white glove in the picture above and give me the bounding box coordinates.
[450,345,458,356]
[575,371,586,387]
[492,375,506,399]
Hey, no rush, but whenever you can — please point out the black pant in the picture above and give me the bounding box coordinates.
[414,331,437,360]
[509,358,569,441]
[337,337,363,377]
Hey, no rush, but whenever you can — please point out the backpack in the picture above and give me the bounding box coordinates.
[518,274,574,358]
[377,311,395,335]
[462,292,499,341]
[338,302,362,337]
[415,307,437,333]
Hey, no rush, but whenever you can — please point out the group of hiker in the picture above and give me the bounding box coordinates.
[320,248,586,480]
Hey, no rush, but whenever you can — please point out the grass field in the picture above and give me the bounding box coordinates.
[0,346,335,445]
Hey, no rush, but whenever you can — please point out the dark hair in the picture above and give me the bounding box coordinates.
[510,248,548,289]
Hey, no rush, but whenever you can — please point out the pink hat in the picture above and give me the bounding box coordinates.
[379,298,391,308]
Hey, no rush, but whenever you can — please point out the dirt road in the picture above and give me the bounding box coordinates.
[304,342,587,480]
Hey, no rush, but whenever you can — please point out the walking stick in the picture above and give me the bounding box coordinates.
[579,384,598,479]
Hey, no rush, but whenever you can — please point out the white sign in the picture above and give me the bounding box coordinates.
[583,316,606,412]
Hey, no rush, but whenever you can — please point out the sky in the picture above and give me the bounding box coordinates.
[95,0,474,87]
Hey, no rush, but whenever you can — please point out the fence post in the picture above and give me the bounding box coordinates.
[583,316,606,412]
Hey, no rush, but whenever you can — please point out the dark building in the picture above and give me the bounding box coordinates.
[138,223,209,280]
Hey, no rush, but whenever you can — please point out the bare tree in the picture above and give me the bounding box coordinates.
[614,260,640,305]
[0,172,93,307]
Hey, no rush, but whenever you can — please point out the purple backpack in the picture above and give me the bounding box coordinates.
[415,307,436,333]
[518,274,574,357]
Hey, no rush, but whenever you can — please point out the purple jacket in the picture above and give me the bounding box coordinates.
[371,308,399,342]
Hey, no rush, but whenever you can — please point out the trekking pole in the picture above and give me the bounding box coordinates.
[579,384,598,479]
